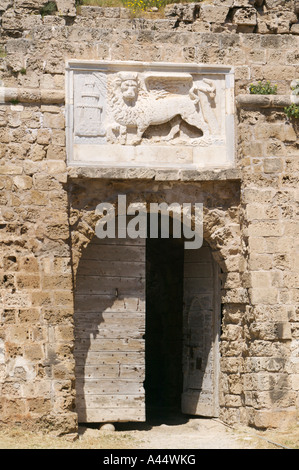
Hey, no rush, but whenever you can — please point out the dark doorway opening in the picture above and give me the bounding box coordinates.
[145,217,185,421]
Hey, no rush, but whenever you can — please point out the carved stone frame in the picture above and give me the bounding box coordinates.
[66,60,235,170]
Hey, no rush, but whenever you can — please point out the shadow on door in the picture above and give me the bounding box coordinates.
[145,233,185,422]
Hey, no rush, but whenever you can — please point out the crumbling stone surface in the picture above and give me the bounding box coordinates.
[162,0,299,33]
[0,0,76,17]
[232,6,257,25]
[199,4,230,23]
[56,0,76,16]
[164,2,201,22]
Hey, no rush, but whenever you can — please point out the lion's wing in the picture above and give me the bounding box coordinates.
[142,72,193,99]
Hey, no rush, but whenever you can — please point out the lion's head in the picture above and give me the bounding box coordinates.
[114,72,139,105]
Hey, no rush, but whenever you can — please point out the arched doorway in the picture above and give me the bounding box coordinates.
[74,219,221,423]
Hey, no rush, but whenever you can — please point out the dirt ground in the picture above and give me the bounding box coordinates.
[0,415,298,449]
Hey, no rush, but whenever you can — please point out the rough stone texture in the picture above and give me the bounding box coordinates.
[0,0,298,435]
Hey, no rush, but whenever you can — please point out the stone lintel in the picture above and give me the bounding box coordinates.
[0,87,65,104]
[1,89,293,111]
[67,166,242,182]
[236,94,292,108]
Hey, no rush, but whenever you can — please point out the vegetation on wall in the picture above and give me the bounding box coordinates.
[0,46,6,58]
[122,0,166,11]
[284,80,299,119]
[40,1,58,16]
[291,79,299,96]
[249,81,277,95]
[76,0,198,11]
[284,103,299,119]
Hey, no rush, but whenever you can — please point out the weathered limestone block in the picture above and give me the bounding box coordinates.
[248,409,297,429]
[56,0,76,17]
[232,7,257,28]
[225,394,242,407]
[16,274,40,290]
[38,412,78,436]
[227,374,243,395]
[257,10,298,34]
[1,8,23,31]
[43,112,65,130]
[14,0,49,8]
[291,374,299,390]
[244,372,289,392]
[214,0,234,6]
[164,3,201,22]
[11,0,75,18]
[264,0,295,9]
[222,288,249,303]
[78,5,106,17]
[263,157,283,173]
[0,0,13,12]
[245,357,287,373]
[277,322,292,340]
[233,0,260,6]
[246,389,296,409]
[221,357,244,374]
[199,4,230,23]
[248,320,282,341]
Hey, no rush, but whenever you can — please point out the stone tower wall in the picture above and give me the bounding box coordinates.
[0,0,298,434]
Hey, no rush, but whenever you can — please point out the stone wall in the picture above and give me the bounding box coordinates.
[0,0,298,435]
[237,100,299,428]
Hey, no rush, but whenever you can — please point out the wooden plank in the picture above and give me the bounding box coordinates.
[75,394,144,408]
[184,246,212,263]
[184,262,213,278]
[76,275,145,295]
[80,245,145,262]
[75,351,144,366]
[120,364,145,379]
[77,260,145,278]
[75,321,144,335]
[183,278,213,295]
[74,326,145,339]
[181,391,215,417]
[75,364,120,379]
[74,311,145,325]
[75,364,145,379]
[74,338,144,352]
[76,379,144,394]
[77,407,145,423]
[74,296,145,313]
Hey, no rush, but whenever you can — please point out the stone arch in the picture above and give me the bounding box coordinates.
[68,178,247,424]
[69,182,244,277]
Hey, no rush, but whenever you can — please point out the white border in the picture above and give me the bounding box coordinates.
[66,60,235,171]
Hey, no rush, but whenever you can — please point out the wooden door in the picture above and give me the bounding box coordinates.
[74,234,146,423]
[181,241,220,417]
